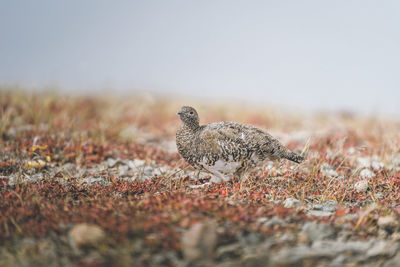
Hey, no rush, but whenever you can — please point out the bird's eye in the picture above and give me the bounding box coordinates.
[189,111,194,115]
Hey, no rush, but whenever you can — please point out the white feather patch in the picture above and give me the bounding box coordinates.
[201,158,240,174]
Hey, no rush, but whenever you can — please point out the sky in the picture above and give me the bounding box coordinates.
[1,1,399,115]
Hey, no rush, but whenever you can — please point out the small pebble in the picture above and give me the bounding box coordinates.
[69,223,105,249]
[359,168,375,178]
[354,180,369,193]
[283,198,301,208]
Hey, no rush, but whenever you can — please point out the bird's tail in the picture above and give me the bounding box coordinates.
[285,151,305,163]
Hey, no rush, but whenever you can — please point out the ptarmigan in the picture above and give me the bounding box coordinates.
[176,106,305,183]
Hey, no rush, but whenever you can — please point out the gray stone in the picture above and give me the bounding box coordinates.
[311,240,373,254]
[307,210,334,217]
[82,177,106,185]
[241,254,270,267]
[301,222,335,242]
[216,243,242,259]
[25,173,43,183]
[366,240,399,258]
[137,175,152,182]
[320,164,339,178]
[271,245,336,266]
[383,252,400,267]
[118,165,129,177]
[7,174,19,186]
[62,163,78,174]
[106,158,123,168]
[127,159,146,170]
[312,200,338,212]
[262,216,285,227]
[123,177,137,182]
[241,232,261,245]
[181,220,217,263]
[143,166,155,176]
[371,161,384,171]
[283,198,301,208]
[360,168,375,178]
[354,180,369,193]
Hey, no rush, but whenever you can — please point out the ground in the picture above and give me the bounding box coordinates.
[0,89,399,267]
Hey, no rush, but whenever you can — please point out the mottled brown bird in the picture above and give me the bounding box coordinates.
[176,106,304,182]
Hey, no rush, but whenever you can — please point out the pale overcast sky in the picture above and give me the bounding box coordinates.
[1,1,399,114]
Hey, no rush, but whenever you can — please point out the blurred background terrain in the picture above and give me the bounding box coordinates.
[1,0,400,115]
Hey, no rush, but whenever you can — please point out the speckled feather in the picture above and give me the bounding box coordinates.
[176,106,304,180]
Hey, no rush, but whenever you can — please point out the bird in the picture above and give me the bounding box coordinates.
[176,106,305,183]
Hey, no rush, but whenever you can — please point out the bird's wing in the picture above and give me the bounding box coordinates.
[197,122,260,161]
[199,122,290,161]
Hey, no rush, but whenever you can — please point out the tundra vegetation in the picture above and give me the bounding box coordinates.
[1,89,399,266]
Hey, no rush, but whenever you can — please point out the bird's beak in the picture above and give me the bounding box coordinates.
[177,110,183,115]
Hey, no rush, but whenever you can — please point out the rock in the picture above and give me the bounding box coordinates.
[357,157,371,168]
[216,243,241,259]
[25,173,44,183]
[377,216,397,229]
[312,200,338,212]
[181,220,217,263]
[307,200,337,217]
[106,158,124,168]
[241,253,270,267]
[391,232,400,241]
[307,210,334,217]
[215,261,241,267]
[354,180,369,193]
[347,147,356,154]
[279,233,296,243]
[189,183,211,189]
[320,164,339,178]
[383,252,400,267]
[256,217,268,225]
[143,166,154,176]
[262,216,285,227]
[62,163,78,175]
[69,223,105,249]
[300,221,335,242]
[311,240,372,254]
[283,198,301,208]
[359,168,375,178]
[82,177,106,185]
[241,232,262,245]
[357,157,384,171]
[271,245,336,266]
[371,161,384,171]
[6,174,18,186]
[366,240,399,258]
[388,153,400,171]
[137,176,152,182]
[118,165,129,177]
[127,159,146,170]
[334,213,358,225]
[155,166,170,176]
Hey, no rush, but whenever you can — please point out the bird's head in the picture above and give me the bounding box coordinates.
[177,106,200,129]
